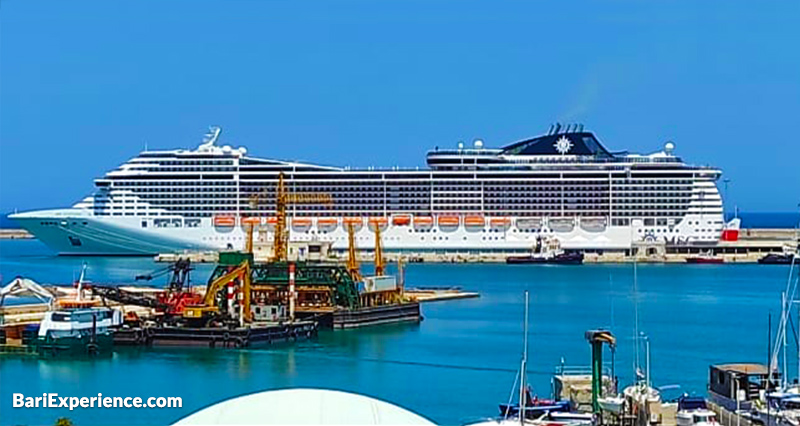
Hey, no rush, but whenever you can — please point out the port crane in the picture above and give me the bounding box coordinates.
[247,172,333,261]
[90,259,201,317]
[346,223,362,281]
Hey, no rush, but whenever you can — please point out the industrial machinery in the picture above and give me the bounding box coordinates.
[135,258,202,315]
[182,260,252,326]
[373,225,385,276]
[247,172,333,261]
[585,329,617,413]
[346,223,362,281]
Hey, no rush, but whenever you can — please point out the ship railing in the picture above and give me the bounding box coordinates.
[554,364,613,377]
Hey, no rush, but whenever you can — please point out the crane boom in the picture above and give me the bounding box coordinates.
[347,223,361,281]
[271,172,333,261]
[374,225,385,276]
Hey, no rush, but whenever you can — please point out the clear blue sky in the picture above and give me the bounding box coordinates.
[1,0,798,213]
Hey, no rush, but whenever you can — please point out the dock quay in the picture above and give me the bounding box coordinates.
[0,228,33,239]
[328,302,420,329]
[405,287,480,302]
[707,401,757,426]
[152,227,797,265]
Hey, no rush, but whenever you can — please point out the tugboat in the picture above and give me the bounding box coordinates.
[759,253,799,265]
[506,237,584,265]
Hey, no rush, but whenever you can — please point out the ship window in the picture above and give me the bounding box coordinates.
[141,220,148,228]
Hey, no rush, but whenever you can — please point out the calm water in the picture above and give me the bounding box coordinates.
[1,239,797,425]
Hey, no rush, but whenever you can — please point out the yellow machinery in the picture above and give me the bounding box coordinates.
[182,260,252,324]
[374,224,385,276]
[346,223,361,281]
[270,172,333,261]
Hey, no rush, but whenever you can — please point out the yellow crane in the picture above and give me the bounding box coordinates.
[271,172,333,261]
[374,224,385,276]
[346,223,361,281]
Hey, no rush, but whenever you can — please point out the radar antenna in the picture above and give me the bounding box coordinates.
[198,126,221,151]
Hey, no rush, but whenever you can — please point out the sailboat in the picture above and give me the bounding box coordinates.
[465,292,594,426]
[616,256,661,417]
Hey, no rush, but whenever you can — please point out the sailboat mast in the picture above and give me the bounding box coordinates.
[633,258,641,382]
[519,290,529,425]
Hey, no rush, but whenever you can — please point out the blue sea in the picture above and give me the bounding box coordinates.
[1,239,799,426]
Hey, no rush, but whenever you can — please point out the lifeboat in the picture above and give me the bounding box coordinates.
[317,217,338,231]
[392,215,411,226]
[464,215,486,229]
[343,217,364,230]
[438,216,460,229]
[549,218,575,233]
[241,216,261,226]
[292,218,312,229]
[579,217,607,233]
[213,215,236,227]
[368,217,388,231]
[489,217,511,229]
[413,216,434,229]
[266,217,278,227]
[516,218,542,231]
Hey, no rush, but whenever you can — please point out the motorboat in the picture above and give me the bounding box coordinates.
[597,395,626,415]
[759,253,799,265]
[36,307,123,356]
[686,252,724,264]
[676,396,719,426]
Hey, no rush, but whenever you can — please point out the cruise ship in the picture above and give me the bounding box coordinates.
[11,125,735,255]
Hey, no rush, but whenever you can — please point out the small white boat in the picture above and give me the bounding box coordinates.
[37,307,123,356]
[676,396,719,426]
[597,395,625,414]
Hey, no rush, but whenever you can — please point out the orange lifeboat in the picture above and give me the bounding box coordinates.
[292,218,312,228]
[266,217,278,226]
[392,215,411,226]
[464,215,485,228]
[213,215,236,227]
[413,216,434,229]
[317,218,338,231]
[241,217,261,226]
[343,217,364,229]
[368,217,388,230]
[489,217,512,228]
[438,216,460,227]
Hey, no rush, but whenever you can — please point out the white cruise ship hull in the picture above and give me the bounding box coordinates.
[11,209,724,256]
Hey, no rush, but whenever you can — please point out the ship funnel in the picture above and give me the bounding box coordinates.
[554,123,562,134]
[548,124,555,135]
[578,124,584,132]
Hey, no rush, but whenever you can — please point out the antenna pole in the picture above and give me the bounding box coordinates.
[519,291,529,425]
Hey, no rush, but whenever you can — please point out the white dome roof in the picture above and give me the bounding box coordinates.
[174,388,435,425]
